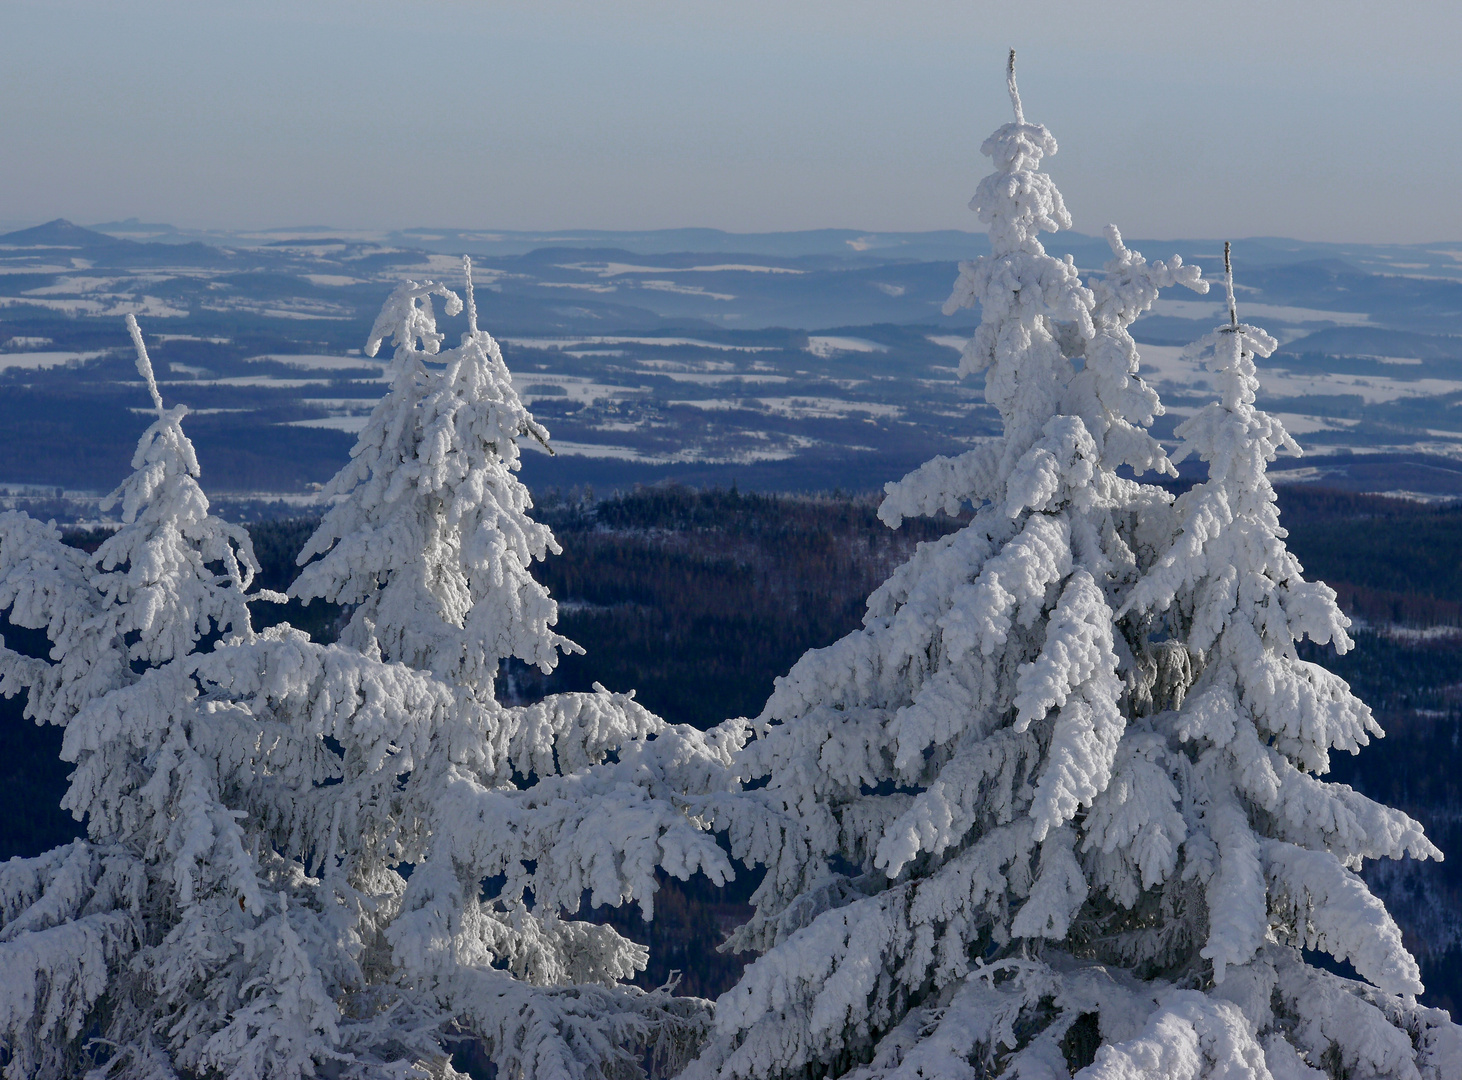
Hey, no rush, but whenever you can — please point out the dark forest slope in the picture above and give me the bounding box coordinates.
[3,485,1461,1007]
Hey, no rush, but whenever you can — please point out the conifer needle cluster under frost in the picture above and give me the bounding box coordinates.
[0,269,740,1079]
[686,56,1462,1080]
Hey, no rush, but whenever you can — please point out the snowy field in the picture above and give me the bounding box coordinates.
[4,217,1462,498]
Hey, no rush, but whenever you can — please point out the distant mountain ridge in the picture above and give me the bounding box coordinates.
[28,218,1462,280]
[1,218,233,269]
[1280,326,1462,361]
[0,218,136,248]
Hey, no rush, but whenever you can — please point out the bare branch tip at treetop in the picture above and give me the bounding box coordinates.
[1007,46,1024,123]
[462,253,479,336]
[1224,239,1239,329]
[124,312,164,413]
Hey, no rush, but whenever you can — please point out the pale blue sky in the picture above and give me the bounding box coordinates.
[3,1,1460,243]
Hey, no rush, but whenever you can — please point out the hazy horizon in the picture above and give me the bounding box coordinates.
[9,218,1462,256]
[5,1,1462,245]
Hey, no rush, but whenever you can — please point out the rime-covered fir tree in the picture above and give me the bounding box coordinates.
[1105,247,1461,1079]
[285,259,744,1079]
[291,260,574,695]
[0,284,740,1079]
[684,57,1462,1080]
[0,317,295,1079]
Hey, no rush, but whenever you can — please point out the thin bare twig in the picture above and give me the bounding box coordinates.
[462,255,480,337]
[1223,241,1238,329]
[1007,48,1024,124]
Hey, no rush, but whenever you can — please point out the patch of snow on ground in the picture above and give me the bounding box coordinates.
[509,376,638,405]
[688,264,803,274]
[503,336,776,353]
[1135,343,1204,389]
[395,254,482,275]
[1140,343,1462,404]
[0,349,111,371]
[633,358,737,373]
[527,440,650,461]
[1346,616,1462,642]
[23,275,136,295]
[527,438,800,466]
[0,296,107,315]
[559,262,803,277]
[1151,299,1372,326]
[677,398,786,413]
[0,264,75,275]
[1244,303,1373,325]
[1263,369,1462,403]
[124,296,189,318]
[1372,489,1462,503]
[298,398,377,411]
[638,280,735,301]
[753,396,902,420]
[285,416,372,432]
[179,376,333,388]
[556,262,680,277]
[302,274,367,287]
[636,369,789,386]
[806,336,889,358]
[244,354,385,372]
[258,308,352,321]
[129,407,246,416]
[538,282,619,293]
[1269,412,1360,436]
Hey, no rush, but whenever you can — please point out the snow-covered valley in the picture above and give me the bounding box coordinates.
[5,218,1462,505]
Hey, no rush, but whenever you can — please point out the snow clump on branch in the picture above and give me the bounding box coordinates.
[683,53,1462,1080]
[0,268,743,1080]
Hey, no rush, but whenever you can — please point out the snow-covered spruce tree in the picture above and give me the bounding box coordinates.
[291,260,574,694]
[0,290,741,1079]
[277,259,744,1079]
[683,58,1461,1080]
[1106,246,1461,1079]
[0,316,288,1079]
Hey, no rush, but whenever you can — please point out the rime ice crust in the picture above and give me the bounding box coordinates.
[291,261,575,693]
[685,71,1462,1080]
[0,278,742,1079]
